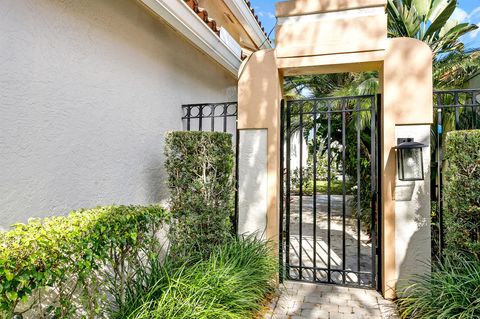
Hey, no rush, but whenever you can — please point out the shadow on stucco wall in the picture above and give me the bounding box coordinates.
[395,179,431,295]
[0,0,236,228]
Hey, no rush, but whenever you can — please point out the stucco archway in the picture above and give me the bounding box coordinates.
[237,0,433,299]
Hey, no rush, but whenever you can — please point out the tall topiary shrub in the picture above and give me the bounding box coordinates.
[165,131,234,256]
[444,130,480,258]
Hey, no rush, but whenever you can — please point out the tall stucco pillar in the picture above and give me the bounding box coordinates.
[381,38,433,298]
[237,49,282,240]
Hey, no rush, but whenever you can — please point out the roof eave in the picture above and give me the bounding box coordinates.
[139,0,242,77]
[223,0,273,49]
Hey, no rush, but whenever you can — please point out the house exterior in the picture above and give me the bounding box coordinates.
[468,72,480,89]
[0,0,270,229]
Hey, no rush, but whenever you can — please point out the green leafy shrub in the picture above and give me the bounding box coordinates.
[0,205,167,318]
[291,165,345,196]
[444,130,480,257]
[290,166,313,194]
[110,236,277,319]
[397,254,480,319]
[164,131,235,256]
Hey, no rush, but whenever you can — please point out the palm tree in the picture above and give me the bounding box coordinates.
[387,0,477,58]
[387,0,479,89]
[434,49,480,89]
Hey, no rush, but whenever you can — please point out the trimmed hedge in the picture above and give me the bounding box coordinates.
[165,131,235,256]
[444,130,480,258]
[0,205,167,318]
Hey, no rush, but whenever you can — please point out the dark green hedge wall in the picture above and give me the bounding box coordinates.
[444,130,480,258]
[164,131,234,256]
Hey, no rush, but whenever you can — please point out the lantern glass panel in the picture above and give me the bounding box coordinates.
[399,147,423,180]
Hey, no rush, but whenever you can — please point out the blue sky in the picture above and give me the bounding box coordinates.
[251,0,480,49]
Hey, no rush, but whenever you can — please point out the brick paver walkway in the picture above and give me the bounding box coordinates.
[265,281,399,319]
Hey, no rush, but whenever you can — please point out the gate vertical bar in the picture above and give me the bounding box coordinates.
[312,101,318,282]
[223,104,228,133]
[211,105,215,132]
[454,93,459,129]
[370,95,377,287]
[437,104,444,258]
[342,99,347,285]
[356,98,362,285]
[187,106,191,131]
[279,100,285,282]
[327,101,332,283]
[286,103,292,277]
[299,103,304,280]
[376,93,382,291]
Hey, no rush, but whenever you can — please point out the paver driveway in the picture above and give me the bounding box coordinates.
[265,281,399,319]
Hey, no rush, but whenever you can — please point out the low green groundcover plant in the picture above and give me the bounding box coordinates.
[302,180,345,196]
[397,254,480,319]
[165,131,235,257]
[0,205,167,318]
[109,236,277,319]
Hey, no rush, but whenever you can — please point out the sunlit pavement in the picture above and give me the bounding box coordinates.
[265,281,399,319]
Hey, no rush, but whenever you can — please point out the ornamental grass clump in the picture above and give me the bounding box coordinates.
[397,254,480,319]
[164,131,235,257]
[110,236,277,319]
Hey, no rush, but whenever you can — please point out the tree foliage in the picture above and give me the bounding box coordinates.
[444,130,480,258]
[387,0,478,57]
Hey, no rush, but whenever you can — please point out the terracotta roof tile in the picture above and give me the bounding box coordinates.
[183,0,219,35]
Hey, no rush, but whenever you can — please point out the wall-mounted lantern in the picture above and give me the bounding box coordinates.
[395,138,427,181]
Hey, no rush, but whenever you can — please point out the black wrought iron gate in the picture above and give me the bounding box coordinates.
[280,95,381,290]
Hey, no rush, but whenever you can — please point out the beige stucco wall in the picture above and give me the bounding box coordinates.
[276,15,387,58]
[0,0,237,230]
[276,0,387,16]
[238,129,268,237]
[394,125,431,292]
[381,38,433,297]
[238,49,282,239]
